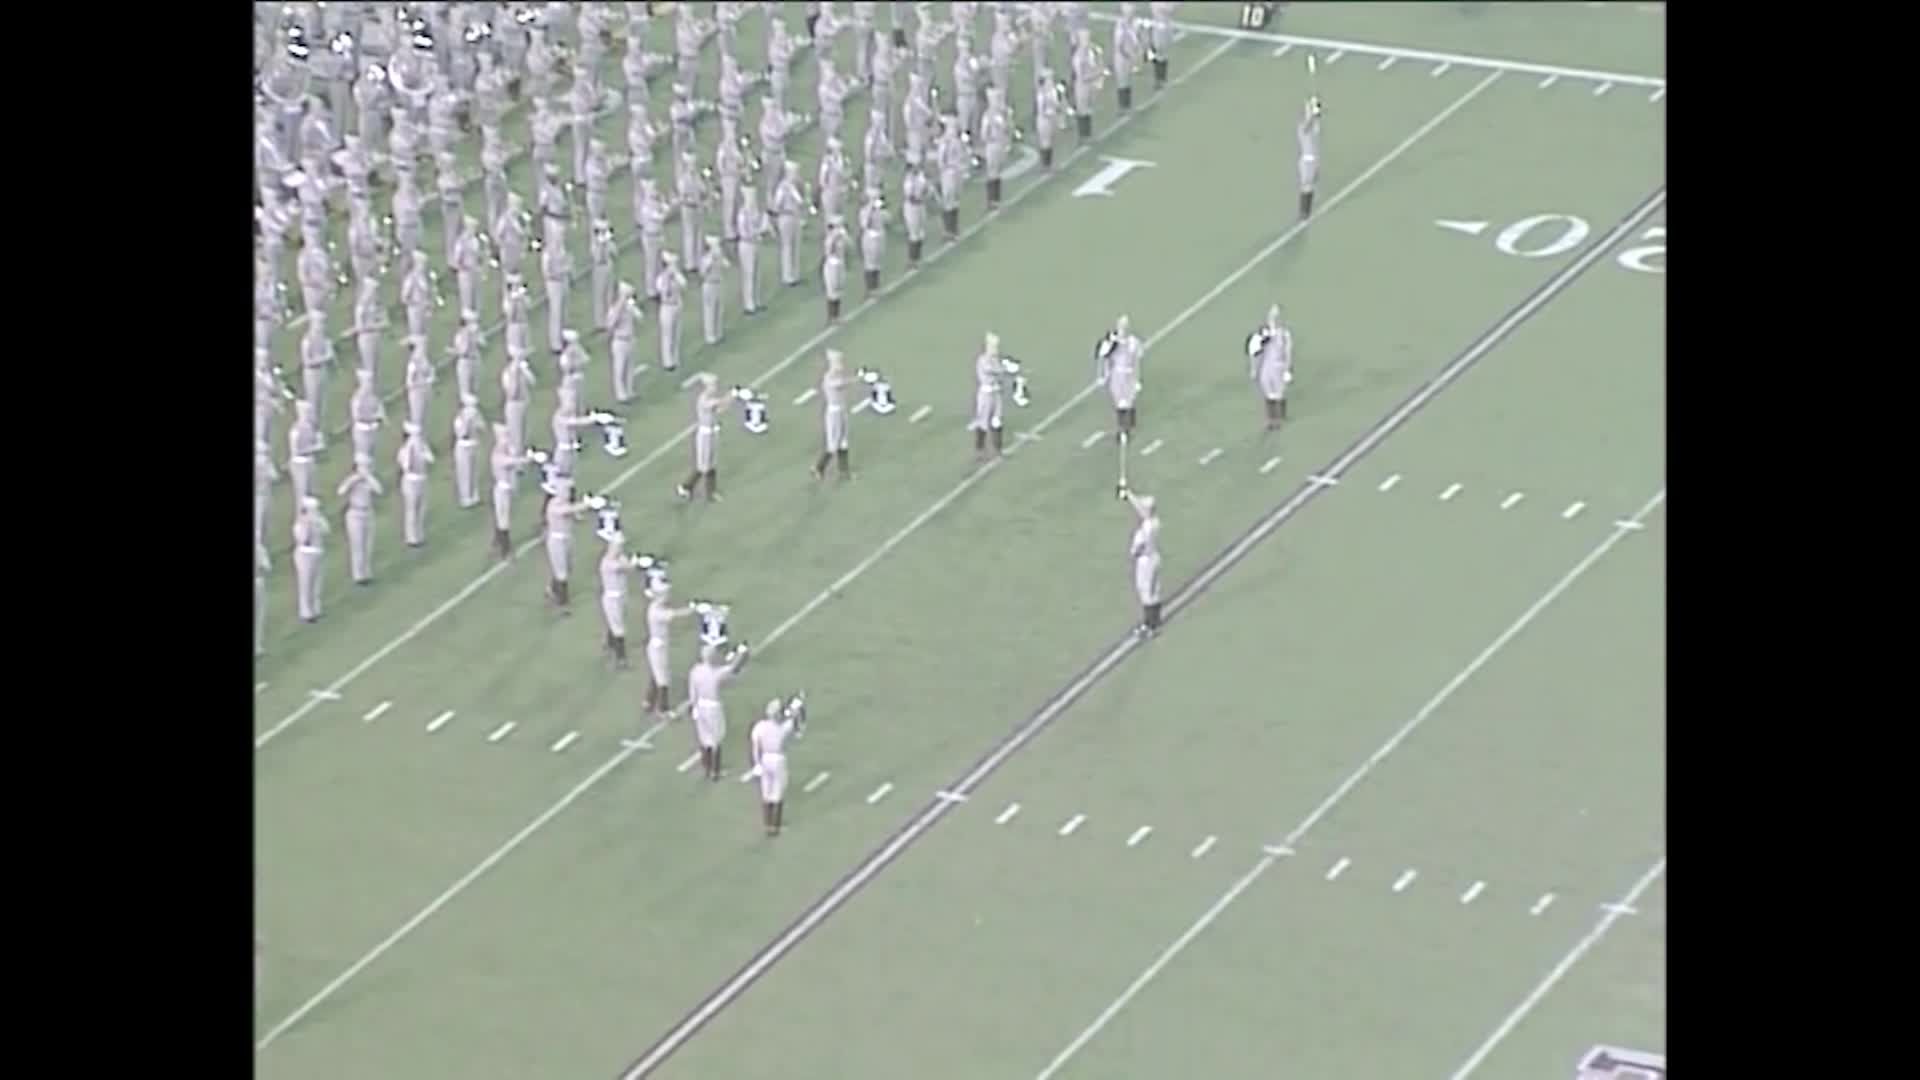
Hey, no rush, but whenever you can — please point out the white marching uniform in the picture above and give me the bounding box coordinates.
[645,599,676,687]
[599,550,630,638]
[1297,111,1321,193]
[687,658,738,750]
[1103,331,1144,410]
[1131,512,1162,605]
[1255,324,1294,401]
[969,348,1007,433]
[692,389,721,473]
[822,369,851,452]
[751,714,797,802]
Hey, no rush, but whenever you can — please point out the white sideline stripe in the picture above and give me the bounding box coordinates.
[1440,482,1463,501]
[1531,893,1557,916]
[1448,858,1666,1079]
[621,71,1510,1080]
[1501,492,1524,510]
[258,44,1458,1058]
[254,35,1236,756]
[1392,869,1418,893]
[1089,10,1665,87]
[1326,857,1351,881]
[1032,491,1666,1079]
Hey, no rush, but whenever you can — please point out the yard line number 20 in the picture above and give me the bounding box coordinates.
[1495,214,1666,275]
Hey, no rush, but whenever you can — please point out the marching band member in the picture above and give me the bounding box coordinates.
[543,473,588,611]
[818,136,851,223]
[643,579,695,717]
[970,331,1010,461]
[452,214,485,316]
[453,307,486,403]
[501,344,535,451]
[348,367,386,463]
[818,56,852,144]
[935,115,968,242]
[337,452,385,586]
[677,372,727,502]
[655,250,689,372]
[1249,303,1294,428]
[1150,1,1178,89]
[749,698,799,835]
[396,421,434,548]
[981,85,1013,210]
[255,441,279,556]
[902,154,931,268]
[716,119,746,245]
[736,185,770,315]
[1122,488,1164,637]
[606,281,643,404]
[772,160,807,287]
[488,420,524,558]
[599,526,635,668]
[821,215,851,323]
[676,149,709,267]
[404,334,436,432]
[1112,2,1143,113]
[637,177,670,301]
[1298,93,1323,220]
[299,317,336,438]
[1096,314,1147,440]
[1071,27,1101,140]
[590,218,618,331]
[858,187,888,294]
[813,349,855,481]
[287,399,321,505]
[451,391,485,509]
[687,640,750,781]
[701,235,732,345]
[292,495,330,623]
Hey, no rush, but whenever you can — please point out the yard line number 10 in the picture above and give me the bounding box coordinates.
[1497,214,1667,275]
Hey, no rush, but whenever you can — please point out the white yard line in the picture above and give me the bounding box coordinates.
[676,752,699,774]
[1058,814,1087,837]
[1500,492,1525,510]
[865,782,894,805]
[908,404,933,423]
[550,730,582,753]
[1032,489,1666,1079]
[255,681,269,695]
[1190,836,1217,859]
[1088,10,1665,87]
[1531,893,1557,916]
[1563,500,1587,520]
[258,54,1487,1058]
[995,802,1022,825]
[1139,438,1164,457]
[793,388,818,406]
[425,710,455,733]
[1449,858,1666,1080]
[1392,869,1419,893]
[1081,431,1108,449]
[1378,473,1401,492]
[487,721,517,743]
[853,397,873,414]
[803,771,831,794]
[253,37,1241,756]
[1259,456,1283,475]
[1460,880,1486,905]
[1539,74,1561,89]
[1326,857,1352,881]
[1440,482,1463,501]
[1126,826,1153,848]
[361,701,392,723]
[1198,448,1224,466]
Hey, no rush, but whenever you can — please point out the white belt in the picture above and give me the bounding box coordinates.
[606,589,626,600]
[354,422,379,431]
[697,424,718,434]
[297,545,322,555]
[291,455,314,465]
[457,438,479,448]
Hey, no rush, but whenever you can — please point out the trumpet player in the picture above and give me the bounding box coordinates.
[902,154,931,268]
[953,37,984,139]
[488,420,525,558]
[606,281,643,404]
[852,1,878,83]
[678,372,727,502]
[772,160,807,287]
[296,228,335,319]
[1098,314,1147,440]
[1071,27,1101,139]
[716,120,747,245]
[503,273,534,366]
[397,420,434,548]
[404,334,436,433]
[688,641,750,781]
[1150,1,1177,89]
[292,495,330,623]
[590,218,618,330]
[628,99,664,191]
[870,31,900,138]
[669,81,700,161]
[453,307,486,403]
[452,391,485,509]
[586,137,613,229]
[768,17,798,109]
[990,6,1019,100]
[400,250,435,341]
[550,382,598,488]
[392,168,426,262]
[936,116,968,241]
[902,71,934,163]
[858,187,887,293]
[675,149,708,267]
[346,205,381,290]
[862,118,896,197]
[736,185,770,315]
[700,235,731,345]
[568,70,598,185]
[288,399,321,504]
[758,96,801,202]
[299,316,336,437]
[981,85,1013,210]
[434,152,465,264]
[750,699,799,835]
[480,125,511,226]
[530,95,562,181]
[493,191,529,283]
[970,331,1010,460]
[540,209,573,355]
[502,345,536,451]
[558,328,593,408]
[655,250,689,372]
[822,214,851,323]
[1034,65,1063,170]
[643,580,695,715]
[1113,2,1144,113]
[814,348,855,481]
[1123,488,1165,637]
[452,215,486,316]
[348,366,386,463]
[718,52,750,133]
[819,136,852,222]
[818,57,853,145]
[351,274,387,379]
[637,177,670,302]
[674,5,710,88]
[338,451,384,586]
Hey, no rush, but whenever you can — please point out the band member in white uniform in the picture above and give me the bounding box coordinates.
[749,699,798,836]
[1297,95,1322,219]
[1097,314,1146,440]
[642,581,695,717]
[1122,489,1164,637]
[1249,303,1294,428]
[687,641,750,781]
[969,331,1009,461]
[598,528,635,668]
[813,349,854,481]
[677,373,727,502]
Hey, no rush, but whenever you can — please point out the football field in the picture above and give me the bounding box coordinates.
[254,4,1666,1078]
